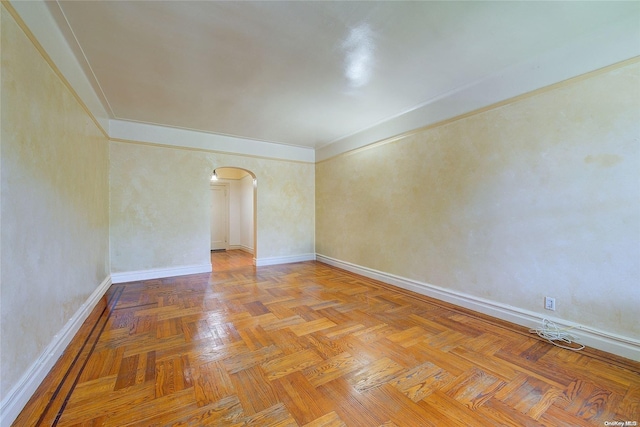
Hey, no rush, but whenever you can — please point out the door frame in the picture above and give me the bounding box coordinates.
[209,167,257,264]
[210,182,230,251]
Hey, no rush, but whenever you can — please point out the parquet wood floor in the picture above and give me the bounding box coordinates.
[14,250,640,426]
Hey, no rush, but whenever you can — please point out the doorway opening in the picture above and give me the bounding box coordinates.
[209,167,257,266]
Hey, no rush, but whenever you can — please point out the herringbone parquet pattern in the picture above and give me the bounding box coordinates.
[15,251,640,426]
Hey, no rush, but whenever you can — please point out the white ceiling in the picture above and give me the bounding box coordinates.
[48,1,639,151]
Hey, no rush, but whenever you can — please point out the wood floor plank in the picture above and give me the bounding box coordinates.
[386,325,430,348]
[391,361,455,402]
[193,360,235,407]
[230,366,279,416]
[302,411,347,427]
[562,379,623,423]
[241,403,299,427]
[100,387,196,426]
[316,378,384,427]
[538,403,596,427]
[13,250,640,427]
[440,367,505,409]
[288,318,338,336]
[272,371,333,425]
[303,352,362,388]
[123,394,244,427]
[348,357,405,393]
[494,373,563,419]
[364,384,444,427]
[65,375,117,404]
[306,332,345,359]
[154,355,192,398]
[222,344,283,374]
[114,354,139,390]
[262,349,323,381]
[617,384,640,420]
[261,314,307,332]
[473,394,545,427]
[450,347,520,381]
[57,382,157,426]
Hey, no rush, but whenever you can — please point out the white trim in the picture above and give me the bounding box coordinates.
[109,120,315,163]
[254,253,316,267]
[228,245,254,254]
[239,245,254,255]
[0,275,112,427]
[316,254,640,362]
[111,263,212,284]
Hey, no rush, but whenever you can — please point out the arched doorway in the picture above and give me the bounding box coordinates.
[209,167,257,267]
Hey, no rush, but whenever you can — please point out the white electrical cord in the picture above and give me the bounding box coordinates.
[529,318,585,351]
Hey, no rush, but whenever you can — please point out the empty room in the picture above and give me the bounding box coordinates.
[1,1,639,426]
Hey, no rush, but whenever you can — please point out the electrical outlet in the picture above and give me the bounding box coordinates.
[545,296,556,311]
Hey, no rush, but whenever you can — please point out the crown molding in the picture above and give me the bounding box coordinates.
[109,120,315,163]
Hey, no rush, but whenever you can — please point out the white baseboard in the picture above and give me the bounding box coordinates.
[254,253,316,267]
[239,245,254,255]
[0,275,112,427]
[316,254,640,362]
[111,263,212,283]
[228,245,254,254]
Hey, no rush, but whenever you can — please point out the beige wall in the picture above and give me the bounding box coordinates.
[109,142,314,272]
[1,6,110,399]
[109,142,211,272]
[240,174,255,251]
[316,61,640,339]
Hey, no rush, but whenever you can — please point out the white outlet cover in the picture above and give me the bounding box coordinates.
[545,297,556,311]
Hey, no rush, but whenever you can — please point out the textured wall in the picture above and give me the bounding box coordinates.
[109,142,314,272]
[316,61,640,338]
[110,142,211,272]
[1,7,110,399]
[240,174,255,251]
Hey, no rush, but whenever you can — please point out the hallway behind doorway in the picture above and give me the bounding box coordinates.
[211,249,254,272]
